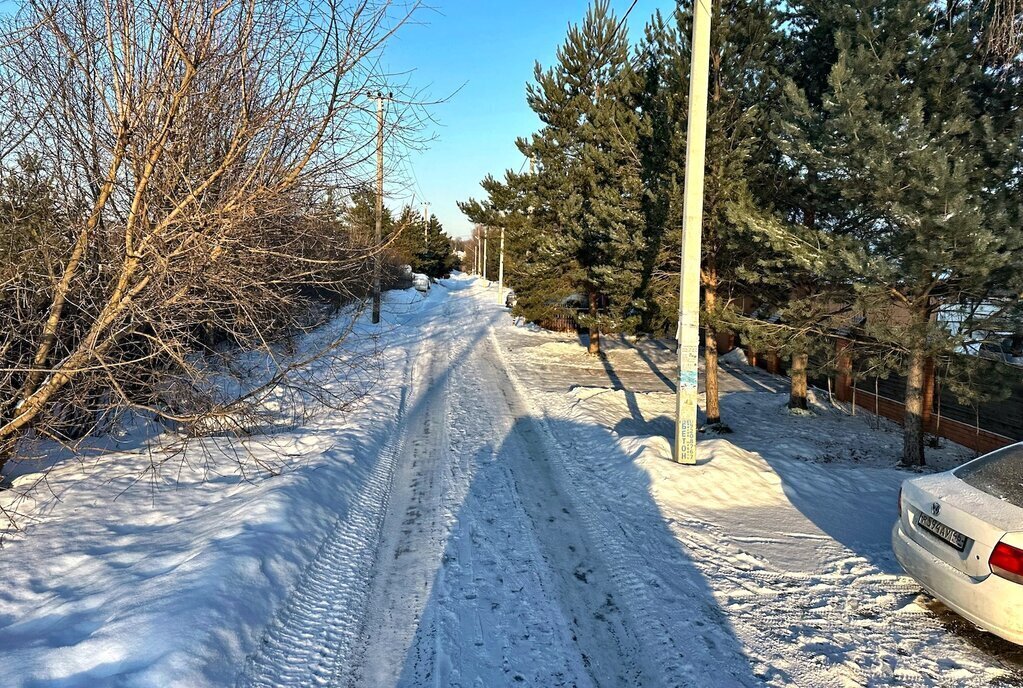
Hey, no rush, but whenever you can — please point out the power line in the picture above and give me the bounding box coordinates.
[586,0,641,76]
[405,153,429,207]
[614,0,640,36]
[592,0,644,56]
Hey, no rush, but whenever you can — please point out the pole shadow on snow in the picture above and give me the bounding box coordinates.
[385,386,761,684]
[580,342,898,570]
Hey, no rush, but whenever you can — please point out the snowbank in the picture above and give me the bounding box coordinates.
[0,288,429,687]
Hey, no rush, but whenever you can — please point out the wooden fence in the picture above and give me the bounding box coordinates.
[537,313,581,333]
[746,337,1021,454]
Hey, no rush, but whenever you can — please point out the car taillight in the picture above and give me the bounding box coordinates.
[990,541,1023,585]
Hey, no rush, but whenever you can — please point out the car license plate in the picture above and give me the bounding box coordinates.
[917,513,967,551]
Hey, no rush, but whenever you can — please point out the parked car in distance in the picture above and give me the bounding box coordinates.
[505,289,517,309]
[978,335,1023,366]
[892,443,1023,645]
[561,293,588,310]
[412,273,430,293]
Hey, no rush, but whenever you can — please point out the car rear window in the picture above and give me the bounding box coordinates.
[955,444,1023,507]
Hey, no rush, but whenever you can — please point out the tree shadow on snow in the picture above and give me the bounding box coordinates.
[599,351,902,574]
[582,348,1023,678]
[596,351,644,424]
[714,389,907,575]
[622,338,677,393]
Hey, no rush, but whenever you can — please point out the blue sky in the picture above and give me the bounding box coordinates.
[381,0,677,239]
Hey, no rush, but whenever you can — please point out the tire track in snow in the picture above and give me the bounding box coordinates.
[489,327,760,688]
[235,346,416,688]
[420,332,606,688]
[423,332,654,687]
[339,322,456,688]
[239,283,675,687]
[345,286,644,687]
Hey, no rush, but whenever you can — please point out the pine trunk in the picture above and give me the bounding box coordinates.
[789,352,809,410]
[703,271,721,425]
[902,343,927,467]
[587,288,601,355]
[788,277,811,411]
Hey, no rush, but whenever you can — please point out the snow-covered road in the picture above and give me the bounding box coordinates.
[242,279,654,687]
[3,274,1022,687]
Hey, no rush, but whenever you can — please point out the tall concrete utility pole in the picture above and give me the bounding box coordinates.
[482,227,488,282]
[475,232,481,276]
[497,225,505,305]
[674,0,712,464]
[372,92,386,325]
[423,202,429,241]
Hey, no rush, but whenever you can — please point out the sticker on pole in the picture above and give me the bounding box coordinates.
[678,370,698,389]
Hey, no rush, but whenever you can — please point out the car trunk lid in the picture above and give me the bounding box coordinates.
[901,473,1019,579]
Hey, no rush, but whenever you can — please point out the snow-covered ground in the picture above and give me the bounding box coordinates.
[1,274,1021,687]
[496,308,1023,687]
[0,288,435,686]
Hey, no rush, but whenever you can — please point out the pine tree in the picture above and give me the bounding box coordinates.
[632,11,682,334]
[460,174,535,309]
[389,205,425,271]
[517,0,647,354]
[763,0,857,412]
[381,204,457,279]
[345,185,391,250]
[791,0,1023,465]
[642,0,786,426]
[419,215,457,278]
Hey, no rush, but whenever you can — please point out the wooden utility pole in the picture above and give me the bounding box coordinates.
[372,92,386,324]
[674,0,712,464]
[497,225,505,304]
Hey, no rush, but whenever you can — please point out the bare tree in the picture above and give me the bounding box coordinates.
[982,0,1023,66]
[0,0,425,473]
